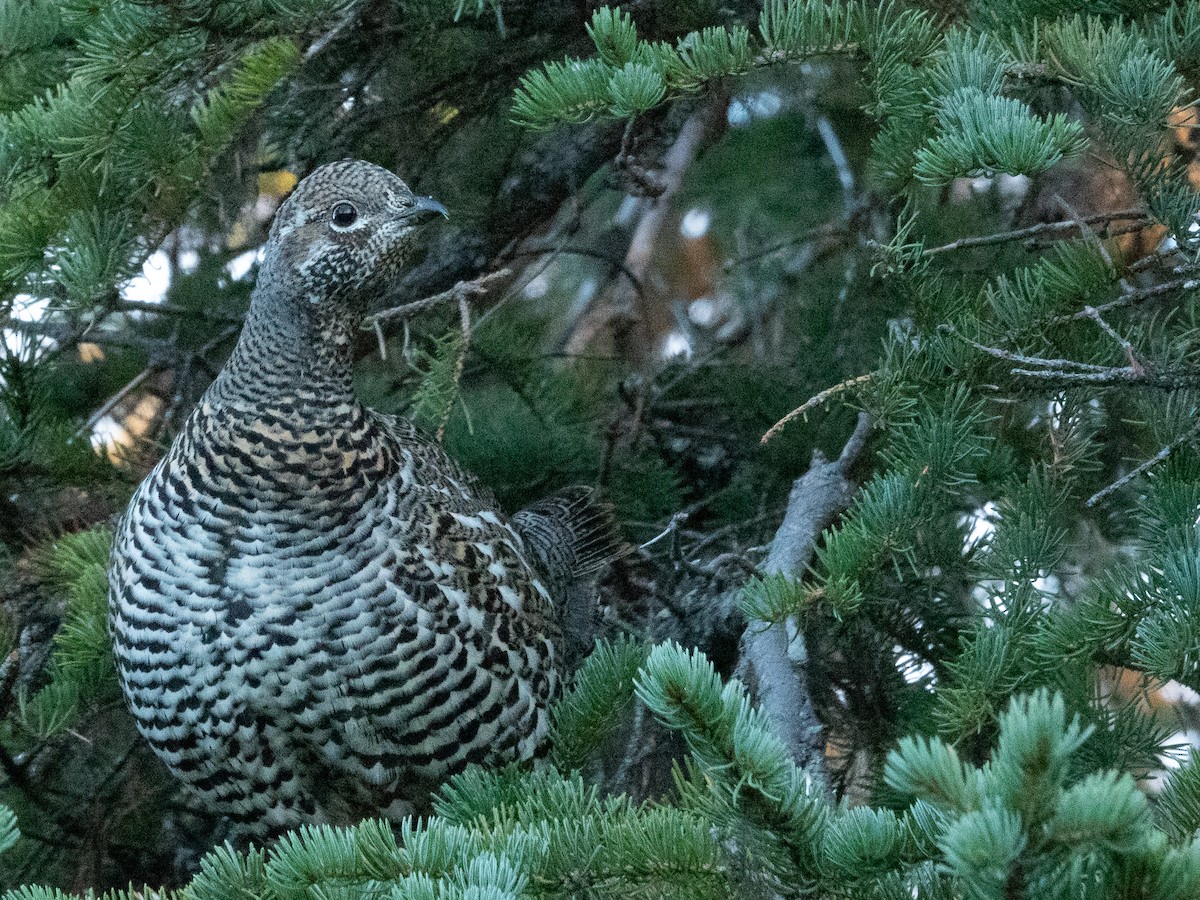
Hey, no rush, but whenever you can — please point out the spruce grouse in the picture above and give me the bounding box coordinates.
[108,160,616,833]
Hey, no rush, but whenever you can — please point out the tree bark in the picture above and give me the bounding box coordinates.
[737,412,871,787]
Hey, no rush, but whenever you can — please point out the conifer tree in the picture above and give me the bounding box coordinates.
[2,1,1200,898]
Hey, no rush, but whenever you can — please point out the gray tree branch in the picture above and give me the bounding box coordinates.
[737,412,871,787]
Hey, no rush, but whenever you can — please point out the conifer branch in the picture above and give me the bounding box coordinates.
[1079,305,1143,374]
[1047,272,1200,323]
[7,1,1200,891]
[1120,274,1200,306]
[0,802,17,857]
[78,364,161,438]
[436,296,473,443]
[115,299,244,323]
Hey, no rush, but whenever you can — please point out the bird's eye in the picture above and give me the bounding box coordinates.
[330,202,358,229]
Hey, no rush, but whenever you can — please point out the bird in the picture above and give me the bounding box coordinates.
[108,159,619,834]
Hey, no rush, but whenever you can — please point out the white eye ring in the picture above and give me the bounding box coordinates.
[330,202,358,230]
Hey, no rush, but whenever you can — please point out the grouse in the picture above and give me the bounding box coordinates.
[108,160,617,833]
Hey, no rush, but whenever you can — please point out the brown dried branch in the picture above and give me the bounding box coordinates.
[761,373,874,445]
[564,99,725,357]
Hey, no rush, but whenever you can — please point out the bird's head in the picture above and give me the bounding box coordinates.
[262,159,447,314]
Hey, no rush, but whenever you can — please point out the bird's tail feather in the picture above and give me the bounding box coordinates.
[513,485,626,585]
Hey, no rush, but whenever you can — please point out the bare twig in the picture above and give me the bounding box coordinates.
[683,510,780,560]
[1051,197,1146,359]
[752,46,860,66]
[367,268,511,328]
[639,511,691,551]
[816,115,855,212]
[304,5,361,60]
[1047,192,1141,368]
[638,500,710,551]
[1053,194,1117,271]
[116,300,243,323]
[941,324,1200,389]
[78,365,161,438]
[1120,274,1200,305]
[508,244,645,299]
[922,209,1147,257]
[1023,221,1152,251]
[1087,418,1200,507]
[373,319,387,360]
[4,319,165,354]
[1081,305,1144,374]
[738,412,872,786]
[1048,273,1200,324]
[1007,367,1170,385]
[613,115,668,196]
[723,221,849,270]
[0,649,19,721]
[761,373,874,444]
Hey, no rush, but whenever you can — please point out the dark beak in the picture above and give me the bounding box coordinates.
[410,195,449,223]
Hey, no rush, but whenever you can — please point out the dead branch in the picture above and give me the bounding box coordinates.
[941,324,1200,389]
[738,412,872,787]
[366,268,512,327]
[1087,417,1200,507]
[761,373,874,445]
[922,208,1148,257]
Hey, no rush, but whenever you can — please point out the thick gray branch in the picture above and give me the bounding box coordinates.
[738,412,871,786]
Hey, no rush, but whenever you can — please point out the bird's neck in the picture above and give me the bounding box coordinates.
[206,280,362,422]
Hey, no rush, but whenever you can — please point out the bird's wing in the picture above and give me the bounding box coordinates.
[370,409,500,501]
[369,409,557,622]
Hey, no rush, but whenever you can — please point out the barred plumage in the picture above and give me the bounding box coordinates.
[108,161,614,833]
